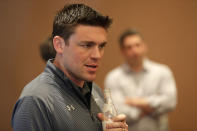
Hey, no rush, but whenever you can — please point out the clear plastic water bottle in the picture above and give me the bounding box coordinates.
[102,88,117,130]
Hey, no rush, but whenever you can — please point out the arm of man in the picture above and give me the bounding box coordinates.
[11,96,52,131]
[125,97,155,115]
[146,67,177,115]
[125,67,177,116]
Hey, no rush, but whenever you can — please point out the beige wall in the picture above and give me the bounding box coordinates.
[1,0,197,130]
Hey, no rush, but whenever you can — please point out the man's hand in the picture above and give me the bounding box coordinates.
[97,113,128,131]
[125,98,148,107]
[125,97,155,114]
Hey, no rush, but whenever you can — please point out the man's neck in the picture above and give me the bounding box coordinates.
[128,60,143,73]
[53,59,84,88]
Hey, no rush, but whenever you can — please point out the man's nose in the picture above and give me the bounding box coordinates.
[131,46,139,54]
[91,47,102,60]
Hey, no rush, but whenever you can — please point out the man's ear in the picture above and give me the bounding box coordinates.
[53,36,65,54]
[120,47,126,56]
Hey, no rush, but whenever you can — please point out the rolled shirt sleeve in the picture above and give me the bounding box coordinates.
[146,67,177,115]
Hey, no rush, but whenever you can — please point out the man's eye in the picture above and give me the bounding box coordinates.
[99,44,106,49]
[81,44,92,48]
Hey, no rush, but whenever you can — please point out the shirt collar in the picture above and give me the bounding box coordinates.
[80,82,92,96]
[123,58,150,73]
[44,59,93,95]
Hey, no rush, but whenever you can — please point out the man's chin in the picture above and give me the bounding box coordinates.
[129,58,141,64]
[85,75,96,82]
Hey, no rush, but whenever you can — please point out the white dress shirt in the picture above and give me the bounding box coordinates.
[104,59,177,131]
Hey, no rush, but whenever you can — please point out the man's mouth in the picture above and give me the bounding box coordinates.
[85,65,97,68]
[85,64,98,72]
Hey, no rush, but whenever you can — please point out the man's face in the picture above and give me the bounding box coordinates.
[121,34,147,65]
[61,25,107,82]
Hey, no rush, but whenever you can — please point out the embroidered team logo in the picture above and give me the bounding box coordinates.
[65,104,75,111]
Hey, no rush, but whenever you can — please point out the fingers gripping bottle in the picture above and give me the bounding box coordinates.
[102,88,117,130]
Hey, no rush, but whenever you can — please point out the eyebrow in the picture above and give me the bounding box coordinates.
[79,41,107,45]
[100,42,107,46]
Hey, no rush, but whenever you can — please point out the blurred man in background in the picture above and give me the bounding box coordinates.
[105,29,177,131]
[11,4,128,131]
[39,36,56,62]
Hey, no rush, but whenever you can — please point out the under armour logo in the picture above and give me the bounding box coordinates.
[65,104,75,111]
